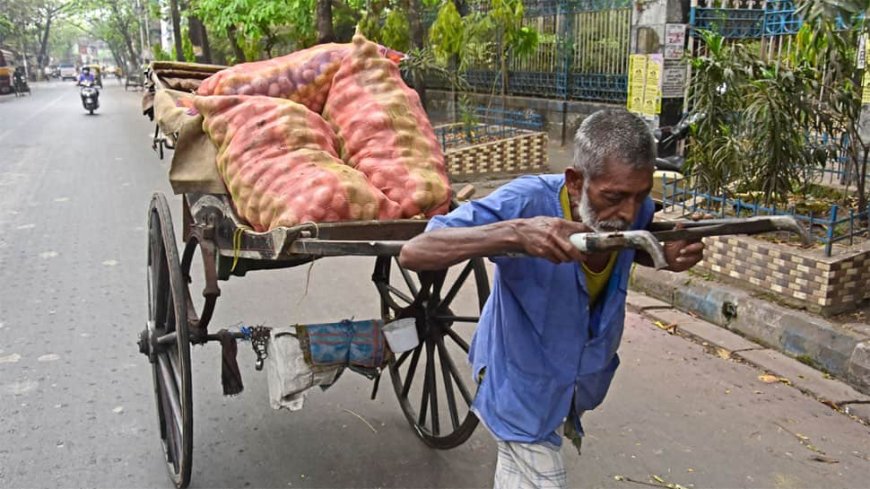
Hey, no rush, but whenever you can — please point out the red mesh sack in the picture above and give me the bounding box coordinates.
[193,95,401,231]
[323,35,451,218]
[197,43,405,114]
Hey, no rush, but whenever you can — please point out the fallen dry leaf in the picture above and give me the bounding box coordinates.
[716,347,732,360]
[654,321,678,334]
[811,455,839,464]
[758,374,791,385]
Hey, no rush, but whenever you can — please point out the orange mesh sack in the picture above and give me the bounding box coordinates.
[322,35,451,218]
[197,43,405,114]
[193,95,401,231]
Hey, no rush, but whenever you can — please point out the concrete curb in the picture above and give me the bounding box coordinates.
[629,266,870,396]
[626,292,870,424]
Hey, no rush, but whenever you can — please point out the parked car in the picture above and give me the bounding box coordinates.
[59,63,76,81]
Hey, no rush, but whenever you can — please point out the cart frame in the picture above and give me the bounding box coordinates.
[140,191,489,489]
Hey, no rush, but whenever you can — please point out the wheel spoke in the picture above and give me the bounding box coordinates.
[158,354,184,438]
[426,341,439,436]
[386,284,414,307]
[435,315,479,323]
[401,347,422,399]
[429,270,447,303]
[441,339,474,407]
[445,328,470,353]
[157,331,177,345]
[395,349,412,369]
[418,354,430,427]
[439,261,475,310]
[437,338,460,430]
[168,347,182,392]
[158,375,179,469]
[395,257,419,296]
[158,267,172,330]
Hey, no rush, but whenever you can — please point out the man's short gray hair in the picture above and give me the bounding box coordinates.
[572,109,656,179]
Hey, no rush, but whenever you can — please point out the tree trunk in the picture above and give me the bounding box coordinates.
[227,26,246,63]
[200,22,212,63]
[187,16,212,63]
[169,0,184,61]
[316,0,335,44]
[110,49,126,73]
[37,14,53,69]
[407,0,427,109]
[117,18,141,67]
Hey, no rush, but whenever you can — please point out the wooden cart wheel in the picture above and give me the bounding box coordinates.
[146,193,194,488]
[373,256,490,449]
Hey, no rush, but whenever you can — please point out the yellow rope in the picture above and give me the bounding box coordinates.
[231,227,244,273]
[295,221,321,305]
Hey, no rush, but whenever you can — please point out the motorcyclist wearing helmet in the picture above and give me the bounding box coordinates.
[12,66,28,94]
[77,66,95,85]
[13,66,26,85]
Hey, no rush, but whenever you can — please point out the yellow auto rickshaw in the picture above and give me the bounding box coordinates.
[0,49,17,95]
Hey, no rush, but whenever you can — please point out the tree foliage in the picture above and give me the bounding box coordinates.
[194,0,316,60]
[0,0,73,70]
[75,0,145,68]
[686,29,835,204]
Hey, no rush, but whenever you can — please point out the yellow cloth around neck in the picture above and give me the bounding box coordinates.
[559,185,616,305]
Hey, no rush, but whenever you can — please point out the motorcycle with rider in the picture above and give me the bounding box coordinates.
[12,66,30,96]
[77,66,100,114]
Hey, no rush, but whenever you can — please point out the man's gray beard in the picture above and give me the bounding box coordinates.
[575,184,631,233]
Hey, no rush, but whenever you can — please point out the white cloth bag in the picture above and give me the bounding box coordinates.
[264,326,342,411]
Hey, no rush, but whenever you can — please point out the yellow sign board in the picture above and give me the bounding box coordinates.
[627,54,663,117]
[863,70,870,105]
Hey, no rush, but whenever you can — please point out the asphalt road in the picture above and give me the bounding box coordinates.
[0,82,868,489]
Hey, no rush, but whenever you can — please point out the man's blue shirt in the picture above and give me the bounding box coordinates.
[426,174,654,446]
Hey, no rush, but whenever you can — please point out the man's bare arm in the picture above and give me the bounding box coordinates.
[399,217,592,271]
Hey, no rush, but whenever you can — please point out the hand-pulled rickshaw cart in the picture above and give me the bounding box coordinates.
[140,61,812,489]
[140,62,490,489]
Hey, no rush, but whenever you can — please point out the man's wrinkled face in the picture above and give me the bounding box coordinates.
[565,159,653,232]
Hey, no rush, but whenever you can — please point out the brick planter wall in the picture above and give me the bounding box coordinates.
[441,128,549,178]
[698,236,870,316]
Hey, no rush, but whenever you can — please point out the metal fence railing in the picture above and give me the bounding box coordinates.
[660,175,870,256]
[434,106,545,150]
[427,0,632,103]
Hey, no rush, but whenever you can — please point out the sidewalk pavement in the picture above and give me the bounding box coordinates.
[626,290,870,425]
[629,266,870,399]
